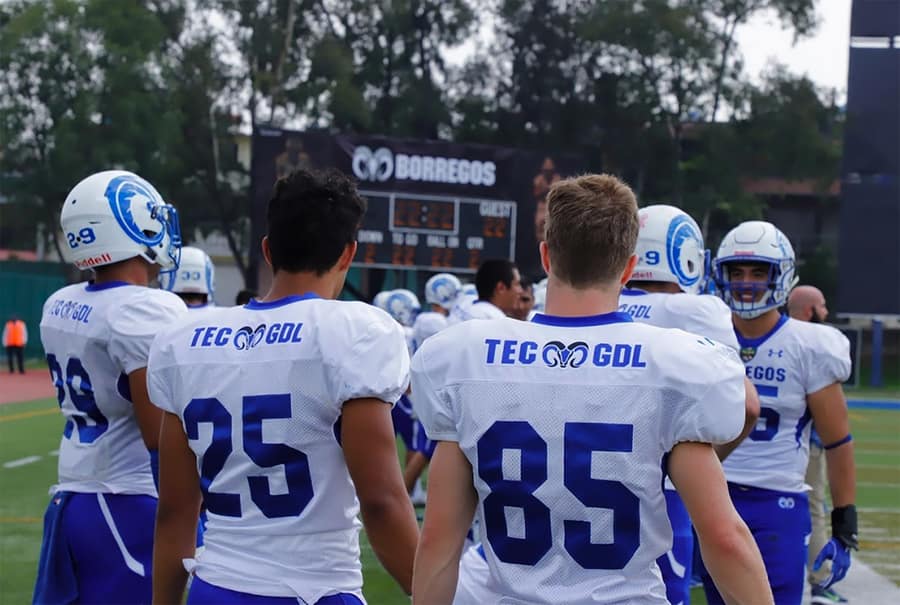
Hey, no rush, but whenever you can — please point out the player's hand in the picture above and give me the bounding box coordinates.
[813,538,852,589]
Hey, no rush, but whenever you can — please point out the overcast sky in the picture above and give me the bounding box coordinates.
[446,0,852,95]
[736,0,851,92]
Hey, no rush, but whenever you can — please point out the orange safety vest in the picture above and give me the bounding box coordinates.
[4,320,25,347]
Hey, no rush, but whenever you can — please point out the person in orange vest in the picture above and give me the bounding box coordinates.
[3,314,27,374]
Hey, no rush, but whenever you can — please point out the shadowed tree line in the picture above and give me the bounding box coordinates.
[0,0,841,286]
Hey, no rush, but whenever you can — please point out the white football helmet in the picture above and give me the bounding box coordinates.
[460,283,478,300]
[385,289,421,327]
[60,170,181,272]
[631,205,706,294]
[162,246,215,301]
[372,290,392,311]
[713,221,798,319]
[425,273,462,310]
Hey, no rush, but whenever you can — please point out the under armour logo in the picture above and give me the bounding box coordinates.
[767,349,784,358]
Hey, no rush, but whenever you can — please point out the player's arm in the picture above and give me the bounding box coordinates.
[403,451,430,493]
[413,440,478,605]
[152,412,202,605]
[129,368,164,450]
[807,382,858,586]
[669,441,773,605]
[807,382,856,507]
[342,397,419,594]
[713,378,760,461]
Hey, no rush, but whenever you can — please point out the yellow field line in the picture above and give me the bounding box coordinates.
[860,540,900,550]
[0,517,41,523]
[0,408,58,423]
[849,411,867,423]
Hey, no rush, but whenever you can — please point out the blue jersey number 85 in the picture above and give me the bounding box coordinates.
[477,421,640,569]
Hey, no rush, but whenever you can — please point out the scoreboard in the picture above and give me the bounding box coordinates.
[355,191,517,273]
[247,129,578,289]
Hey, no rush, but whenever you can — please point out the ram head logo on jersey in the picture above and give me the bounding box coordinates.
[352,146,393,182]
[234,325,267,350]
[542,341,589,369]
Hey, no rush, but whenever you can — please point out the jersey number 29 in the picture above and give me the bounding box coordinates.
[47,354,109,443]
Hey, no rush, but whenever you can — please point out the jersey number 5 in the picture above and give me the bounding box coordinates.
[185,394,314,519]
[477,421,640,570]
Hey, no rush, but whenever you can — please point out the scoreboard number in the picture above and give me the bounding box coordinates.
[355,191,516,273]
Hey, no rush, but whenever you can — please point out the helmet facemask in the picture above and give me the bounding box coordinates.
[715,259,790,319]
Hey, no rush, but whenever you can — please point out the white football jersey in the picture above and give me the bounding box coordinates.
[413,311,448,350]
[619,288,742,496]
[618,288,739,351]
[447,299,506,324]
[411,312,745,604]
[40,281,187,495]
[723,316,851,492]
[403,325,417,357]
[147,294,410,602]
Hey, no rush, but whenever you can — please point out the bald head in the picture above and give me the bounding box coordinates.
[787,285,827,323]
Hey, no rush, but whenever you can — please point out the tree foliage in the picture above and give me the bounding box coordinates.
[0,0,839,287]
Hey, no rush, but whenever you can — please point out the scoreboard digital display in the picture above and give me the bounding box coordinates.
[355,191,517,273]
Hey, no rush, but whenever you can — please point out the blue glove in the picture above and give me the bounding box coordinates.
[813,504,858,589]
[812,538,852,588]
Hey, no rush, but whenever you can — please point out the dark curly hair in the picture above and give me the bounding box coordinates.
[266,168,367,275]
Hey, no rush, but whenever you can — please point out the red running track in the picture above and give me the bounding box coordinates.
[0,369,54,405]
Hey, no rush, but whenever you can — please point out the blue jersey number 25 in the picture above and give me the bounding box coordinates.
[184,394,314,519]
[477,421,640,569]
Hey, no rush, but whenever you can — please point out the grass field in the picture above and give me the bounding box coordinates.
[1,397,898,604]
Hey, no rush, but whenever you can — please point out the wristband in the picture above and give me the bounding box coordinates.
[831,504,858,550]
[824,434,852,450]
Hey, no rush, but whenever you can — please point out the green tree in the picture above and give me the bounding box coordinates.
[736,66,842,185]
[700,0,818,118]
[307,0,476,137]
[0,0,179,261]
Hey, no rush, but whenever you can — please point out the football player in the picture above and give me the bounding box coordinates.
[163,246,216,311]
[619,204,761,604]
[446,283,478,324]
[411,174,771,605]
[447,260,522,323]
[405,274,461,500]
[33,170,187,604]
[384,288,421,356]
[705,221,856,605]
[379,287,423,489]
[148,169,419,603]
[412,273,460,348]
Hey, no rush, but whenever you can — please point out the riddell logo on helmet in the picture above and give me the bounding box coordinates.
[630,271,654,280]
[75,253,112,269]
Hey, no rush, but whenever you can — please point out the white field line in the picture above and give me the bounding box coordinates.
[3,455,41,468]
